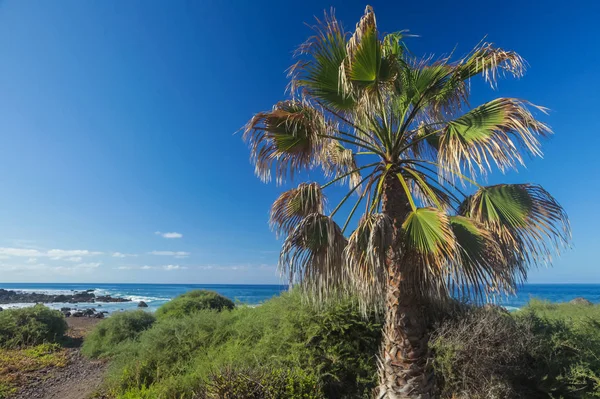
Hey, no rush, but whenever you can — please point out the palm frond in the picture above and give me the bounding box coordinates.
[280,214,348,301]
[270,183,325,237]
[401,207,457,298]
[244,100,326,184]
[321,141,362,189]
[344,213,393,311]
[456,42,525,88]
[289,10,355,110]
[438,98,551,177]
[448,216,515,299]
[459,184,570,270]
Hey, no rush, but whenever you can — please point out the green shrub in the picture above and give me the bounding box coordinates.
[82,310,155,358]
[0,305,67,348]
[103,291,380,399]
[155,290,235,320]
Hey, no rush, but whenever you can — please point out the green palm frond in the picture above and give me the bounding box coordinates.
[280,214,348,298]
[449,216,514,298]
[401,208,458,297]
[459,184,570,268]
[270,183,325,237]
[244,100,326,184]
[345,5,381,88]
[344,213,393,310]
[438,98,551,177]
[289,11,355,110]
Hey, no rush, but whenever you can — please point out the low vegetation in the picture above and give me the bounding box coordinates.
[154,290,235,320]
[85,290,381,398]
[81,310,156,358]
[80,290,600,398]
[0,305,67,349]
[0,306,69,398]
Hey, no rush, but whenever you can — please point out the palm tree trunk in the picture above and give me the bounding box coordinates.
[378,168,434,398]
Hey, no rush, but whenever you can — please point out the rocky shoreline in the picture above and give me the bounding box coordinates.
[0,288,131,304]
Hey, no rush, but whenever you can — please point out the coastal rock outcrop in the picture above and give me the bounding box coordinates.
[138,301,148,308]
[570,297,593,306]
[0,288,131,304]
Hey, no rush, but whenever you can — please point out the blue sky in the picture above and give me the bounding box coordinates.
[0,0,598,284]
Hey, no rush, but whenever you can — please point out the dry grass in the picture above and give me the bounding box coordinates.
[0,343,69,398]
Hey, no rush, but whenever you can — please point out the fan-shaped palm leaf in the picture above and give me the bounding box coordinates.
[344,213,393,310]
[459,184,570,267]
[321,141,363,189]
[280,214,348,299]
[438,98,551,177]
[244,100,326,184]
[289,11,355,110]
[455,42,525,88]
[401,208,457,297]
[448,216,515,298]
[270,183,325,237]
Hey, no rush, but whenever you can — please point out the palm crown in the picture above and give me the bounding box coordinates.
[243,6,570,311]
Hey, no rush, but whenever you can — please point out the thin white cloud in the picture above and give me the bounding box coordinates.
[47,249,103,258]
[26,258,37,264]
[155,231,183,239]
[163,264,187,271]
[112,252,137,258]
[0,248,42,257]
[149,251,190,258]
[0,247,103,259]
[77,262,101,269]
[115,264,187,271]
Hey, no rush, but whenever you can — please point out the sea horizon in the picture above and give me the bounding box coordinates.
[2,282,600,313]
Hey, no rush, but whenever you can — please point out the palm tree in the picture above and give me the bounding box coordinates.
[243,6,570,398]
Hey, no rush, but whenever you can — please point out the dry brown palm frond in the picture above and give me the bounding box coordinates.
[321,140,363,190]
[279,214,348,302]
[438,98,551,178]
[459,184,571,276]
[243,100,327,184]
[456,42,526,89]
[344,213,393,311]
[270,183,325,238]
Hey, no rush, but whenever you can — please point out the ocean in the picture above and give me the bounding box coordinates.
[1,283,599,313]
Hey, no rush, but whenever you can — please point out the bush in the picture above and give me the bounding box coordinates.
[0,305,67,348]
[102,291,381,399]
[431,301,600,398]
[155,290,235,320]
[206,366,323,398]
[82,310,155,358]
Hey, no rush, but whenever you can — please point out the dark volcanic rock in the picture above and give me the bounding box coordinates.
[138,301,148,308]
[570,297,593,306]
[72,311,84,317]
[0,288,131,305]
[96,295,130,303]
